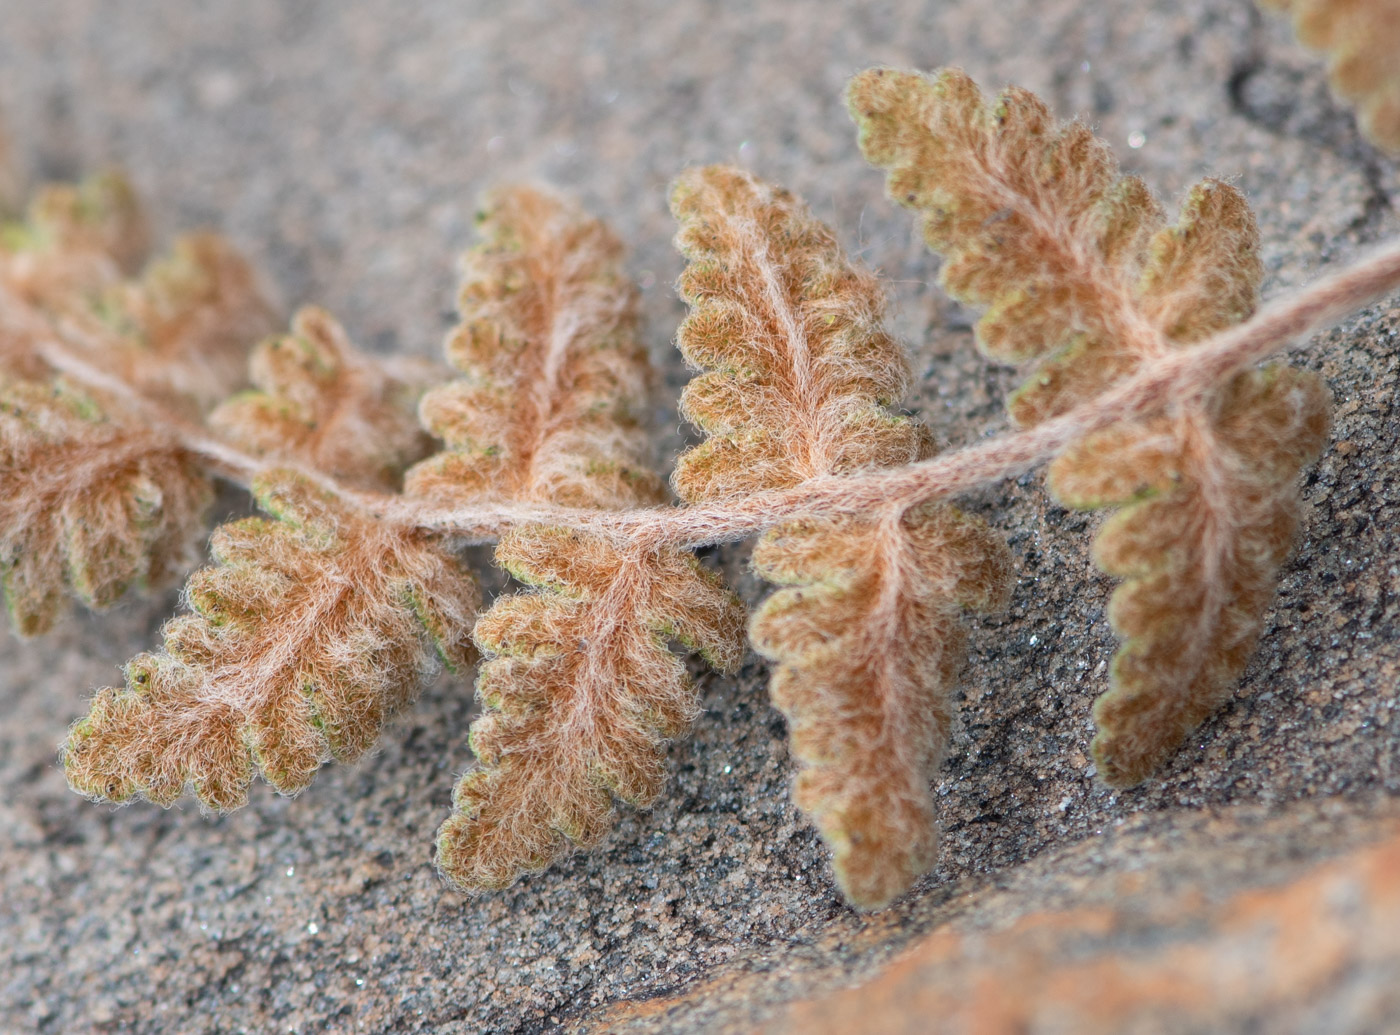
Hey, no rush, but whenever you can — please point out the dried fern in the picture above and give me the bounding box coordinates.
[669,165,932,499]
[437,528,744,889]
[211,305,435,490]
[63,471,478,810]
[1,173,275,414]
[1260,0,1400,153]
[423,186,745,889]
[406,185,664,509]
[750,505,1009,907]
[0,378,211,636]
[3,68,1397,913]
[0,171,273,631]
[851,66,1334,786]
[671,165,1009,907]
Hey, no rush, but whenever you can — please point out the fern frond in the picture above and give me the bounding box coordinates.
[852,67,1332,786]
[407,185,664,508]
[58,231,278,415]
[1,171,275,414]
[669,164,931,501]
[62,471,479,810]
[1,171,149,382]
[1261,0,1400,152]
[849,67,1260,423]
[2,170,148,291]
[1050,368,1331,784]
[670,165,1010,906]
[0,377,211,635]
[211,306,434,490]
[418,187,732,888]
[750,505,1010,908]
[436,527,745,890]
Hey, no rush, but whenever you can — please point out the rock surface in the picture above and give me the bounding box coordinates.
[0,2,1397,1033]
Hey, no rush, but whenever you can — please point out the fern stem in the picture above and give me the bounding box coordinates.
[38,237,1400,550]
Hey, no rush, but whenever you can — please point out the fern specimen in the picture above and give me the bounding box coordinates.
[63,471,478,810]
[670,165,1010,907]
[0,171,275,632]
[406,185,665,508]
[0,378,211,636]
[850,67,1334,787]
[1,69,1397,911]
[1260,0,1400,153]
[425,186,745,889]
[437,527,745,890]
[847,69,1334,784]
[210,305,434,490]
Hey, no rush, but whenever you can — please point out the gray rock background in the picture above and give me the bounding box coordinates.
[0,2,1397,1032]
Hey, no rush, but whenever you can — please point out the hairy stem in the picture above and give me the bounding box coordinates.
[38,237,1400,549]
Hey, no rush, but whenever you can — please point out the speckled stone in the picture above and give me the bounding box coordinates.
[0,2,1396,1034]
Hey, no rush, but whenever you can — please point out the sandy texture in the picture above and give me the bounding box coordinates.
[1,2,1397,1033]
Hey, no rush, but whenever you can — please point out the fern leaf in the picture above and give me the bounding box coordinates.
[1,170,148,292]
[1261,0,1400,152]
[1,171,275,414]
[60,231,278,415]
[407,185,664,508]
[0,377,211,635]
[62,471,479,810]
[849,67,1260,424]
[671,165,1010,906]
[852,67,1331,786]
[425,188,736,890]
[436,527,745,890]
[1,171,150,382]
[211,306,434,490]
[750,505,1010,908]
[1050,368,1331,785]
[669,164,931,501]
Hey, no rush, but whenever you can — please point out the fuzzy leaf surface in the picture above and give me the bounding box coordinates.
[1,173,274,415]
[436,527,745,891]
[669,164,931,501]
[751,504,1010,909]
[671,165,1010,906]
[408,185,663,508]
[1050,368,1331,784]
[0,378,211,635]
[850,66,1260,425]
[853,66,1332,786]
[63,471,479,810]
[211,306,435,490]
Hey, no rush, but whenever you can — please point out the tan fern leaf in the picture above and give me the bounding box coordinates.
[211,306,435,490]
[436,526,745,890]
[750,504,1010,909]
[1050,368,1331,785]
[0,377,211,636]
[669,164,932,502]
[62,470,479,810]
[1,170,149,293]
[670,165,1010,906]
[56,231,278,415]
[407,186,664,509]
[0,169,274,414]
[852,66,1332,786]
[1260,0,1400,152]
[0,171,149,382]
[849,67,1260,425]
